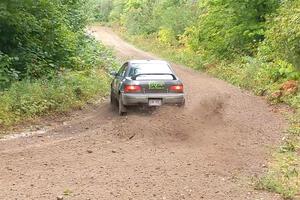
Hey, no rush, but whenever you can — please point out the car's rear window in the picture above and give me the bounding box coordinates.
[128,63,172,76]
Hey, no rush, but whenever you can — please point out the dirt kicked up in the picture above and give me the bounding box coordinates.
[0,26,287,200]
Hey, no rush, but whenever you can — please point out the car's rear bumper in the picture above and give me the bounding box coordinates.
[122,93,185,106]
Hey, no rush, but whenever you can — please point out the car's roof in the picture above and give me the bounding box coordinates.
[128,60,169,65]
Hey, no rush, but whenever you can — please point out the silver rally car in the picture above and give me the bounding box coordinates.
[110,60,185,115]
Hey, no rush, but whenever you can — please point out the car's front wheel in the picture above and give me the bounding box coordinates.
[118,95,127,116]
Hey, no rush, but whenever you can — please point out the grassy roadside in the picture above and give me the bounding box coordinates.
[0,69,111,130]
[255,111,300,199]
[0,37,118,131]
[115,28,300,199]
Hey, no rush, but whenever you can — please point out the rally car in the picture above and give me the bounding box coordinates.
[110,60,185,115]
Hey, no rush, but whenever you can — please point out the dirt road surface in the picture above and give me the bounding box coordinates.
[0,26,287,200]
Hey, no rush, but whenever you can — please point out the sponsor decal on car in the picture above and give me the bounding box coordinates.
[149,81,165,90]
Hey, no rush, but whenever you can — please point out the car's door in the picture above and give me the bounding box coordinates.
[113,62,128,95]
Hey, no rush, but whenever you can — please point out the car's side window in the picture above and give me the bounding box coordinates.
[117,63,128,77]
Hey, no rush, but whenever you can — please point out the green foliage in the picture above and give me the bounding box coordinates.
[121,0,158,35]
[0,52,18,89]
[256,152,299,199]
[120,30,204,70]
[268,60,300,81]
[261,0,300,70]
[0,0,118,127]
[109,0,126,21]
[0,0,96,84]
[0,69,110,127]
[100,0,198,36]
[86,0,113,22]
[157,28,176,46]
[152,1,198,37]
[187,0,280,58]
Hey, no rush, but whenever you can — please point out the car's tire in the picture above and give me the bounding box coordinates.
[178,99,186,107]
[110,91,116,105]
[118,95,127,116]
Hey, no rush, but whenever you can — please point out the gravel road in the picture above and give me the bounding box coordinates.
[0,26,287,200]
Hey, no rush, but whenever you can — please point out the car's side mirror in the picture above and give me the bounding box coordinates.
[109,71,117,77]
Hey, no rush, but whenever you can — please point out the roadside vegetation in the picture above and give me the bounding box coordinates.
[92,0,299,198]
[0,0,117,128]
[255,111,300,198]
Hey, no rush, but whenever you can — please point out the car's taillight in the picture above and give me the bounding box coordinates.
[124,85,142,93]
[169,84,184,93]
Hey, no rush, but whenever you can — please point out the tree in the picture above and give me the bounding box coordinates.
[186,0,280,58]
[0,0,90,81]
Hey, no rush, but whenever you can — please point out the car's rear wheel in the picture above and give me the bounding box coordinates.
[178,98,186,107]
[118,95,127,116]
[110,91,116,105]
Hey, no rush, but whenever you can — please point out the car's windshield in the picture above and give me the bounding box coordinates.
[128,63,173,80]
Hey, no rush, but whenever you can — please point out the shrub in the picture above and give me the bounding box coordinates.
[120,1,157,35]
[157,28,176,46]
[0,69,110,127]
[0,52,19,89]
[262,0,300,71]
